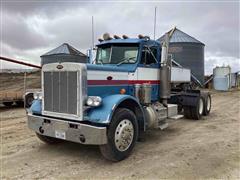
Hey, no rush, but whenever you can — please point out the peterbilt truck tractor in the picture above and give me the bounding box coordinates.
[27,31,211,161]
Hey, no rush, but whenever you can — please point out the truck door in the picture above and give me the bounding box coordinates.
[137,45,160,101]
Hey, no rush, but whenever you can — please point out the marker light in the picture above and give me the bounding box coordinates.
[120,89,126,94]
[86,96,102,107]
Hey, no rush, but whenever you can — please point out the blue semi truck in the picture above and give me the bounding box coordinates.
[27,33,211,161]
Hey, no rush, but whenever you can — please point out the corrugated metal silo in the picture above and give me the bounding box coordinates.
[158,28,205,85]
[41,43,87,65]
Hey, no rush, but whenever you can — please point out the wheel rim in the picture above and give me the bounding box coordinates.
[207,96,211,111]
[199,98,204,115]
[115,119,134,152]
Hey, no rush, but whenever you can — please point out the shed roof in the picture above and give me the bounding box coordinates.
[41,43,86,57]
[158,28,204,45]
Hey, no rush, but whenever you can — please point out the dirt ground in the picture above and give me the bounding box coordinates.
[1,90,240,179]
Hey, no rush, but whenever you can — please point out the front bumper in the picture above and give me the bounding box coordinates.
[28,114,107,145]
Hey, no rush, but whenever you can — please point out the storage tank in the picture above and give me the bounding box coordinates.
[158,28,205,85]
[41,43,87,65]
[213,66,231,91]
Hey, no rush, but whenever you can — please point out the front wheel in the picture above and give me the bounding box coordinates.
[100,108,138,161]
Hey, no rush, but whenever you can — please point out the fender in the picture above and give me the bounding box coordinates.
[87,94,145,129]
[30,100,42,115]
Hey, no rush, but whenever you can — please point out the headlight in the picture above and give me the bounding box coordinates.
[33,92,42,100]
[86,96,102,107]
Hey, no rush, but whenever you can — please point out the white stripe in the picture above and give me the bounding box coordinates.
[88,67,190,83]
[88,70,128,80]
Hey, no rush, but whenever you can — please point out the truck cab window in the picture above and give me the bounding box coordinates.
[96,44,139,65]
[96,46,111,64]
[141,47,157,65]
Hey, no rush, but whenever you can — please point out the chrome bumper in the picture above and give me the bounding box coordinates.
[28,114,107,145]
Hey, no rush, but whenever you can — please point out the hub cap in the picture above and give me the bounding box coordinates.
[199,98,204,115]
[115,119,134,152]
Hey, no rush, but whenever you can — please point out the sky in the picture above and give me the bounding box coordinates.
[1,0,239,74]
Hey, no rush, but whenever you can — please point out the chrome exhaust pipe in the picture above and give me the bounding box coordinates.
[160,34,171,107]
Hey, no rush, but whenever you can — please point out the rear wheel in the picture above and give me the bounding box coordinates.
[177,105,183,113]
[191,96,204,120]
[3,102,13,107]
[184,96,204,120]
[203,93,211,116]
[183,106,192,119]
[100,108,138,161]
[36,133,63,144]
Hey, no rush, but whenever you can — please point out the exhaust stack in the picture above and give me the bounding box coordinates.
[160,33,171,107]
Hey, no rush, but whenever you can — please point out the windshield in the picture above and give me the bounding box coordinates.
[96,44,139,64]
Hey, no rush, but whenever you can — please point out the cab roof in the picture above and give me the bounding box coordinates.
[96,38,160,46]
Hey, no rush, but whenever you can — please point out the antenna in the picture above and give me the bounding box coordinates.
[91,16,94,48]
[153,7,157,40]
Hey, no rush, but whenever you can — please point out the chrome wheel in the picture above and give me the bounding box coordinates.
[199,98,204,115]
[115,119,134,152]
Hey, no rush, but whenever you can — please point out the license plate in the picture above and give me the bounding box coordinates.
[55,130,66,140]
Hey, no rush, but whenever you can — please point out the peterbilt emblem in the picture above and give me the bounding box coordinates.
[57,64,63,69]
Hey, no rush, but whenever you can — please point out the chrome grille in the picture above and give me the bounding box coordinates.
[43,71,78,115]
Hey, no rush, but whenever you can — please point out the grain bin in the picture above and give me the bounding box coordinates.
[213,66,231,91]
[158,28,205,85]
[41,43,87,65]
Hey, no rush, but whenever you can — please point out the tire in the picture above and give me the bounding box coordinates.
[191,96,204,120]
[16,101,24,107]
[203,93,211,116]
[25,93,34,108]
[3,102,13,107]
[100,108,138,162]
[183,106,192,119]
[36,133,63,144]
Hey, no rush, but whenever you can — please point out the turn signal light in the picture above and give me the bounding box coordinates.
[120,89,126,94]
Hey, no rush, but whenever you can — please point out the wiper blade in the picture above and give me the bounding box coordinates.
[97,59,104,65]
[117,56,136,66]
